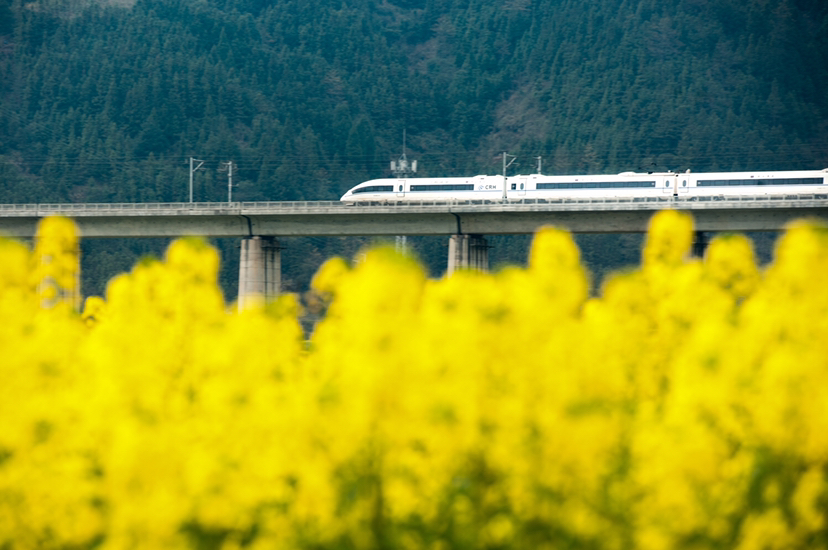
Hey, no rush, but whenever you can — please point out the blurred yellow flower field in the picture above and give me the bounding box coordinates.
[1,211,827,549]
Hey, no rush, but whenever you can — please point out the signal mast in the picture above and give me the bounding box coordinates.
[390,129,417,178]
[391,130,417,252]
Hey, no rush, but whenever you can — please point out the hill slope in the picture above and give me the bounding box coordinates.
[1,0,826,293]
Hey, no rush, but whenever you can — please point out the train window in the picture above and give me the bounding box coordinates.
[682,180,687,187]
[398,185,403,192]
[410,184,474,191]
[353,185,393,194]
[537,181,655,189]
[698,178,823,187]
[520,183,524,190]
[665,181,670,187]
[511,183,516,190]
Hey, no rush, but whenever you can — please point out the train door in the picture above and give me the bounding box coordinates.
[518,177,527,196]
[661,175,675,194]
[661,174,686,195]
[396,180,405,198]
[678,175,689,194]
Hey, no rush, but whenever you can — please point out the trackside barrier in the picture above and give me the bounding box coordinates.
[0,194,827,216]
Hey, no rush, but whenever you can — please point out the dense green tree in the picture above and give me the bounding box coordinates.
[0,0,827,296]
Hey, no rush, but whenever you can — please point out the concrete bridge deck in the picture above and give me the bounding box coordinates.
[1,194,827,238]
[6,194,827,308]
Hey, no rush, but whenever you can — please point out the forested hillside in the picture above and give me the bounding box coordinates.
[1,0,827,296]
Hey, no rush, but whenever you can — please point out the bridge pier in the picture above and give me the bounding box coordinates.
[692,230,708,257]
[238,236,281,310]
[447,234,489,276]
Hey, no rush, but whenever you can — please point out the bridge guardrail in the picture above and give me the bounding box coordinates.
[0,194,827,215]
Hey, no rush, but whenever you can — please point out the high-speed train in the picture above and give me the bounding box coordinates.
[340,168,828,202]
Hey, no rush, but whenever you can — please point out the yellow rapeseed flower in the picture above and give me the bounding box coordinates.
[2,211,828,549]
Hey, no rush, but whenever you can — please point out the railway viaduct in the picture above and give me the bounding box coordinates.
[2,194,827,308]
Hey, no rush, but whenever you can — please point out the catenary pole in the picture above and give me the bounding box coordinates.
[189,157,204,203]
[502,152,516,201]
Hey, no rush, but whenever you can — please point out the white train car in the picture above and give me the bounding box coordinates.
[673,169,828,197]
[340,175,505,202]
[340,169,828,202]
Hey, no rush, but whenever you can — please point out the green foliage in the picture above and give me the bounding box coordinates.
[0,0,827,294]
